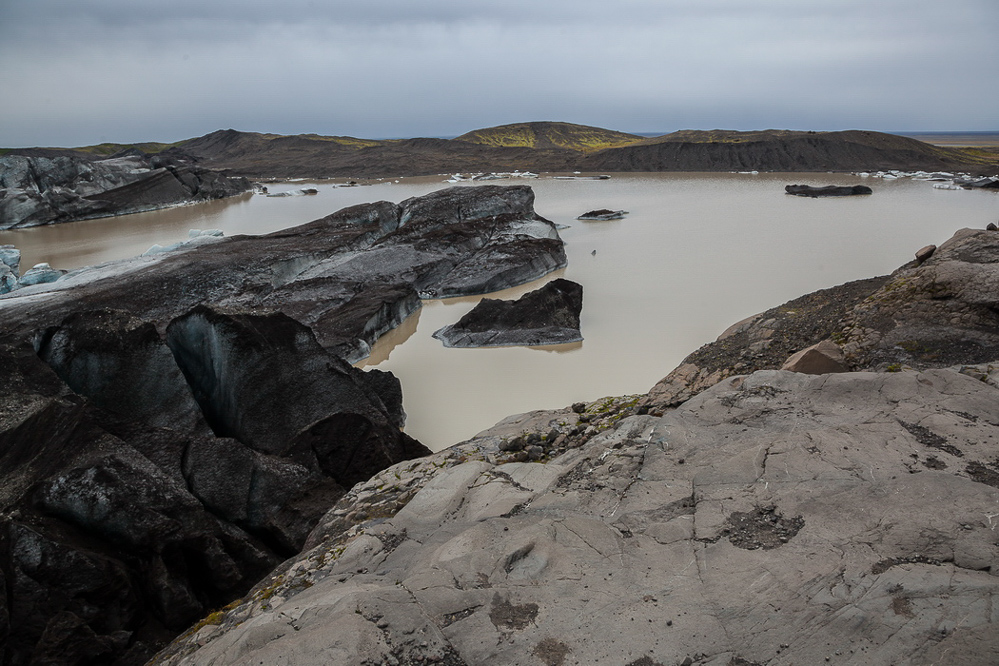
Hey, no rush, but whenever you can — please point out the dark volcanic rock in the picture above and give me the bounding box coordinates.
[0,304,430,665]
[577,208,627,220]
[164,305,416,459]
[0,154,251,230]
[785,183,873,197]
[432,279,583,348]
[36,309,209,434]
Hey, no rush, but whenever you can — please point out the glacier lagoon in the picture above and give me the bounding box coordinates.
[4,172,996,449]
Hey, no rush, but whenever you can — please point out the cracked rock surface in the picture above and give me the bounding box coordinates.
[156,366,999,666]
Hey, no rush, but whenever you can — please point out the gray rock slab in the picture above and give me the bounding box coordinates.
[156,365,999,665]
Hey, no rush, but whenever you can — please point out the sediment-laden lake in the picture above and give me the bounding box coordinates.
[4,173,996,449]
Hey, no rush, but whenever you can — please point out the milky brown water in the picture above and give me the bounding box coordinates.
[4,174,997,450]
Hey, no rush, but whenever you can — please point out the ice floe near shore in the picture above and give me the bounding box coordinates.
[857,169,999,191]
[445,171,539,183]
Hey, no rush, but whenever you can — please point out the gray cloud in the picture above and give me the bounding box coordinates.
[1,1,996,147]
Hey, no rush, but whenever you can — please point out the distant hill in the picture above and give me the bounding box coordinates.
[581,129,997,173]
[5,123,997,178]
[159,129,578,178]
[454,121,641,152]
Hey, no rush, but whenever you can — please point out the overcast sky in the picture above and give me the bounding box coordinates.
[1,0,997,148]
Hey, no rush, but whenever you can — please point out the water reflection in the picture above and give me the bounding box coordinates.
[358,308,422,367]
[527,341,583,354]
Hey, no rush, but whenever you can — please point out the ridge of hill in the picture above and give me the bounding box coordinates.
[5,123,997,177]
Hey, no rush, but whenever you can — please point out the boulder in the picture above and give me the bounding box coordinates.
[785,184,873,197]
[432,279,583,348]
[915,244,936,262]
[641,229,999,415]
[780,339,848,374]
[642,227,999,416]
[839,228,999,370]
[639,276,890,414]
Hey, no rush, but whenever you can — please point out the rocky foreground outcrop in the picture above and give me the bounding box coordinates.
[155,365,999,666]
[152,226,999,666]
[432,278,583,348]
[0,185,567,665]
[0,153,251,229]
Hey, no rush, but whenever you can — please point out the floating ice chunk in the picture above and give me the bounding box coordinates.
[0,264,16,294]
[0,244,20,276]
[189,228,223,238]
[19,263,64,287]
